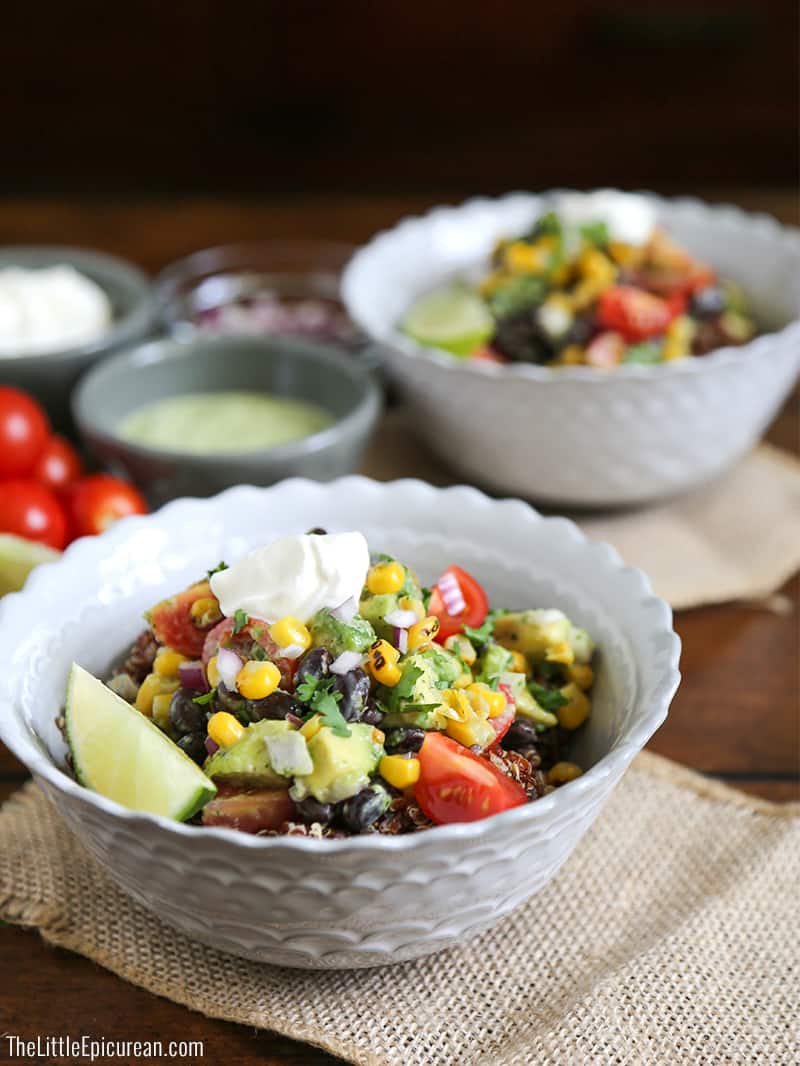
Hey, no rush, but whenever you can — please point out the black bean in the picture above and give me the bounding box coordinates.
[246,689,303,722]
[333,667,371,721]
[306,527,327,536]
[295,795,334,825]
[169,689,208,736]
[296,647,331,689]
[177,732,207,765]
[690,285,726,319]
[216,682,247,717]
[502,719,539,752]
[383,727,425,754]
[339,783,392,833]
[360,701,385,726]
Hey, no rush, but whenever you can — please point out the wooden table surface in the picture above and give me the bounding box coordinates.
[0,192,797,1065]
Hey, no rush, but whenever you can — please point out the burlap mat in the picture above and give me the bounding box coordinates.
[1,752,798,1065]
[361,413,800,611]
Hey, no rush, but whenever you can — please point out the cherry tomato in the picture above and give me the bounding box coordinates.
[0,479,67,549]
[65,474,147,539]
[147,580,219,659]
[201,786,295,833]
[0,387,50,478]
[596,285,678,342]
[487,684,517,746]
[32,435,84,493]
[415,732,527,824]
[471,346,508,365]
[585,331,625,369]
[428,564,489,642]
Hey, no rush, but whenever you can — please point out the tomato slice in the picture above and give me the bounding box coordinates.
[487,684,517,746]
[201,786,295,833]
[428,564,489,642]
[596,285,678,342]
[585,331,625,369]
[147,580,220,658]
[415,732,527,824]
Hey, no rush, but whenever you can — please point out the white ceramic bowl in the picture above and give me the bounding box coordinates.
[0,478,680,968]
[342,192,800,507]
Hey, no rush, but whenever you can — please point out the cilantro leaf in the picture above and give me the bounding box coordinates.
[579,220,610,246]
[463,609,506,647]
[193,687,217,706]
[295,675,322,704]
[528,681,568,713]
[487,274,546,319]
[232,609,249,635]
[390,663,421,702]
[206,561,227,579]
[400,702,441,713]
[296,675,351,737]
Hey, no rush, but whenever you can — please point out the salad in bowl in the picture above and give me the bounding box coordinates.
[64,531,596,836]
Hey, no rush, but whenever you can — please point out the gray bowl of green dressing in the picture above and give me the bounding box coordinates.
[73,336,382,505]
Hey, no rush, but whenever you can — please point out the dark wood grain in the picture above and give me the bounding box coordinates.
[0,191,797,1065]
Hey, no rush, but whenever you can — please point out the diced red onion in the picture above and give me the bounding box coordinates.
[437,571,466,616]
[217,646,242,690]
[205,737,219,755]
[331,597,357,622]
[384,608,418,629]
[330,650,364,675]
[394,627,409,654]
[179,660,208,693]
[286,712,303,728]
[281,642,305,661]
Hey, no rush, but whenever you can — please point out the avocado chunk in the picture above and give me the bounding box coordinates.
[379,646,462,729]
[500,671,559,727]
[359,561,423,641]
[494,609,575,661]
[310,607,375,659]
[290,722,384,804]
[477,642,514,681]
[204,719,295,788]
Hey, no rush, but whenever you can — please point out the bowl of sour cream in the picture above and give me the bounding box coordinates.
[72,335,382,504]
[0,247,156,423]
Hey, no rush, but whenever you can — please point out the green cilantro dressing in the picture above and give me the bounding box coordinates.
[119,391,333,454]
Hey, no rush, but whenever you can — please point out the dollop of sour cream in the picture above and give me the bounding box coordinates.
[551,191,657,247]
[210,532,370,624]
[0,264,112,356]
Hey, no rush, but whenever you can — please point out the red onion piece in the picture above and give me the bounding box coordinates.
[394,627,409,654]
[331,597,357,622]
[286,712,304,729]
[384,608,418,629]
[437,571,466,616]
[179,660,209,692]
[330,650,364,675]
[205,737,219,755]
[217,646,242,691]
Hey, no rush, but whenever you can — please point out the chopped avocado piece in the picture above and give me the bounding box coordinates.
[204,719,292,788]
[310,608,375,659]
[494,609,571,659]
[568,624,595,665]
[290,723,383,804]
[263,730,313,777]
[379,646,461,728]
[360,561,423,640]
[478,642,514,682]
[501,671,559,727]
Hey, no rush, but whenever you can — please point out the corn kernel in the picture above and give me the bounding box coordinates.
[366,561,405,595]
[507,649,529,675]
[407,615,440,652]
[367,639,402,686]
[554,344,586,366]
[444,633,477,666]
[269,616,312,652]
[545,640,575,666]
[208,711,246,749]
[570,279,605,312]
[379,754,421,790]
[566,663,594,691]
[206,655,220,689]
[445,715,496,749]
[236,660,281,700]
[190,596,222,627]
[151,692,173,731]
[372,728,385,746]
[547,761,583,785]
[135,673,178,716]
[578,247,617,285]
[466,682,507,719]
[608,241,644,268]
[506,240,548,275]
[663,314,694,361]
[153,647,188,678]
[558,683,591,731]
[399,596,426,621]
[300,714,322,741]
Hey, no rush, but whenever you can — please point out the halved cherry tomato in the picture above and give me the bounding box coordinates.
[65,474,147,538]
[597,285,678,342]
[0,387,49,478]
[147,580,219,658]
[471,346,508,365]
[415,732,527,824]
[585,331,625,369]
[487,683,517,746]
[428,564,489,642]
[201,786,295,833]
[32,435,84,493]
[202,615,297,690]
[0,479,68,549]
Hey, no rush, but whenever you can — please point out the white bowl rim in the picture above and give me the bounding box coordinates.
[0,476,681,852]
[341,188,800,384]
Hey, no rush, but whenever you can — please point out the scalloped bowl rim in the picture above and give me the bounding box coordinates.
[341,189,800,383]
[0,476,681,852]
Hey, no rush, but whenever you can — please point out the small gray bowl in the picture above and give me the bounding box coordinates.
[72,335,383,504]
[0,246,156,424]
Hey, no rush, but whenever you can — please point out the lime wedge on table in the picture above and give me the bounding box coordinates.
[0,534,60,595]
[402,284,494,357]
[65,663,216,821]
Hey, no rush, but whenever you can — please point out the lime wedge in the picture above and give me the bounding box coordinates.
[65,663,216,821]
[402,284,494,357]
[0,534,60,596]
